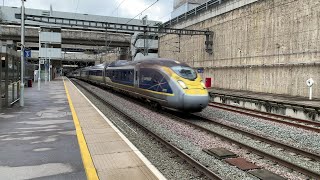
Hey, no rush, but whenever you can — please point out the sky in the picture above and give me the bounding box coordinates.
[2,0,174,22]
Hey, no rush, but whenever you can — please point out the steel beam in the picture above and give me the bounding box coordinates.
[15,13,214,54]
[15,14,211,36]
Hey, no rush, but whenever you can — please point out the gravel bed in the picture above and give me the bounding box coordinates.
[189,119,317,178]
[74,80,256,180]
[198,107,320,154]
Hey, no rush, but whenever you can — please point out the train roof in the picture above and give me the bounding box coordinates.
[81,58,191,71]
[108,58,190,68]
[81,62,108,71]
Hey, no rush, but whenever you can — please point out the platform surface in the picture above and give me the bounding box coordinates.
[209,88,320,108]
[0,77,165,180]
[65,78,165,180]
[0,77,85,179]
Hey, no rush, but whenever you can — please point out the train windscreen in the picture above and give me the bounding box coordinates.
[171,66,197,80]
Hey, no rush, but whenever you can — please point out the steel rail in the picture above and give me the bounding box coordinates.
[161,110,320,179]
[209,102,320,133]
[210,92,319,111]
[71,79,223,180]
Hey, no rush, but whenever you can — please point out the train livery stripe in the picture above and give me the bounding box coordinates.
[107,80,175,96]
[63,78,99,180]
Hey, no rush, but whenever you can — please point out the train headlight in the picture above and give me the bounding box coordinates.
[200,81,206,89]
[177,80,188,89]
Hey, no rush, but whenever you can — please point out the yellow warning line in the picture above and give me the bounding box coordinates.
[63,78,99,180]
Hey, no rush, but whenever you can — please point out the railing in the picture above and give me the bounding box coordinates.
[0,48,21,108]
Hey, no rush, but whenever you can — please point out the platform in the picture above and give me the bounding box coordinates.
[0,78,85,179]
[208,88,320,121]
[0,77,165,180]
[64,78,165,180]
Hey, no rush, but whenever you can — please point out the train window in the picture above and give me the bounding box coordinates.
[123,71,126,80]
[129,70,134,81]
[171,66,197,80]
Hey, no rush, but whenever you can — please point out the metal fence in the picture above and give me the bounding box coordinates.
[0,46,20,109]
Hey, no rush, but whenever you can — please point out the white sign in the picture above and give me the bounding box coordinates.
[306,78,314,87]
[40,59,45,64]
[306,78,315,100]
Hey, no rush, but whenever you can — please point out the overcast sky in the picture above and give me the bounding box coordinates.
[2,0,174,22]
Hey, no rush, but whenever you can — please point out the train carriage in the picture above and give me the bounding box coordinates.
[78,58,209,112]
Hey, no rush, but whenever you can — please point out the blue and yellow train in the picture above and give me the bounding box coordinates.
[75,58,209,112]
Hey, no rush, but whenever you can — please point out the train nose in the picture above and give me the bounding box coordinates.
[183,94,209,112]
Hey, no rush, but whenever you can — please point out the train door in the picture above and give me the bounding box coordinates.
[134,63,140,88]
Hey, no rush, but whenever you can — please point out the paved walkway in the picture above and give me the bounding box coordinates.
[65,78,165,180]
[0,77,85,179]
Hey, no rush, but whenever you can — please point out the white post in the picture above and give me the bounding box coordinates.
[20,0,25,107]
[34,71,36,83]
[48,49,51,82]
[38,59,41,90]
[306,78,314,100]
[45,43,47,84]
[38,29,41,90]
[309,86,312,100]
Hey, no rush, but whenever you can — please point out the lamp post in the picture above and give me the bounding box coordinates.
[45,43,47,84]
[20,0,25,107]
[48,47,51,82]
[38,29,41,90]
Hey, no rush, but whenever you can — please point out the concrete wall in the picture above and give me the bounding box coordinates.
[159,0,320,98]
[99,53,119,65]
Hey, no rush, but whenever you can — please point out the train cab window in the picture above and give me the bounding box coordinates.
[139,68,172,93]
[171,66,197,80]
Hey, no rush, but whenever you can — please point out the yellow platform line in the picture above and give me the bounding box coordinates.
[63,78,99,180]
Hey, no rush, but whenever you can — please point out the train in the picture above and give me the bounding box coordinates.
[74,58,209,112]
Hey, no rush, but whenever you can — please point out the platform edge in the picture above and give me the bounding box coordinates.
[68,78,167,180]
[63,78,99,180]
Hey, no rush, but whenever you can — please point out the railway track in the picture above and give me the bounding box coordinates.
[72,78,320,179]
[209,102,320,133]
[162,110,320,179]
[71,79,223,180]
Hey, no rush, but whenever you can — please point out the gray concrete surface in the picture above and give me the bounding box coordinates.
[0,77,85,179]
[160,0,320,98]
[209,87,320,121]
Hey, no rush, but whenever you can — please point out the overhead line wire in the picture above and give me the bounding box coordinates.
[105,0,159,57]
[126,0,159,24]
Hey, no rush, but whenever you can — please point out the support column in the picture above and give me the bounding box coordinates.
[20,0,25,106]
